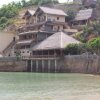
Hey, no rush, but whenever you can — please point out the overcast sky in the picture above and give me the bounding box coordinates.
[0,0,73,7]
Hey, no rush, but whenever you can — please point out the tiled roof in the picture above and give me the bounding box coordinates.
[39,6,67,16]
[75,9,93,21]
[32,31,80,50]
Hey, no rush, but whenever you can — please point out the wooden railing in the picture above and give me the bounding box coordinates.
[21,55,60,59]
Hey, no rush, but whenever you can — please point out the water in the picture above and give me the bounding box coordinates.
[0,73,100,100]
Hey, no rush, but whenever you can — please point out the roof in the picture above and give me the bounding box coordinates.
[32,31,80,50]
[23,10,35,19]
[64,29,78,33]
[16,40,33,45]
[38,6,67,16]
[75,9,93,21]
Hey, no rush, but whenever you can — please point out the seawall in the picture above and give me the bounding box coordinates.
[63,55,100,74]
[0,55,100,74]
[0,57,26,72]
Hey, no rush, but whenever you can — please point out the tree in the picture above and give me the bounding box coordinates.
[66,10,75,22]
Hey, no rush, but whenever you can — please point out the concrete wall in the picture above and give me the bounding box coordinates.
[63,55,100,74]
[0,55,99,74]
[0,58,26,72]
[26,55,100,74]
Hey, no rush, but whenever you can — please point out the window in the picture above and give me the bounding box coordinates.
[27,51,29,53]
[57,17,59,20]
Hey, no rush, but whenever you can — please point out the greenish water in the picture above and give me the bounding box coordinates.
[0,73,100,100]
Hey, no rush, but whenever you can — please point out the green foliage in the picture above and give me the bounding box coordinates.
[66,10,75,22]
[87,37,100,54]
[0,17,9,29]
[75,22,100,42]
[64,43,80,55]
[0,0,58,29]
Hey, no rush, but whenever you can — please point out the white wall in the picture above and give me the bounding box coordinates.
[47,14,65,22]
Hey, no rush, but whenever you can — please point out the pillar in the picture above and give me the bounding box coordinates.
[48,60,50,73]
[55,60,57,73]
[36,60,38,72]
[42,60,44,72]
[31,60,33,72]
[26,60,28,71]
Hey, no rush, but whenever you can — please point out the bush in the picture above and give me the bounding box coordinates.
[64,43,80,55]
[87,37,100,54]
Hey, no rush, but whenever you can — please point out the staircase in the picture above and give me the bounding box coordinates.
[3,40,17,55]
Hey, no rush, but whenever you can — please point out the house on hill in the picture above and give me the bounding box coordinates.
[22,10,35,25]
[16,6,69,58]
[72,8,96,25]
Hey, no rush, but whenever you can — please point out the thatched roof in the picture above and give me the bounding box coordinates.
[35,6,67,16]
[75,9,93,21]
[32,31,80,50]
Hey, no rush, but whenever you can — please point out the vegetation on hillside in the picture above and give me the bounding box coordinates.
[65,37,100,55]
[0,0,58,29]
[75,22,100,42]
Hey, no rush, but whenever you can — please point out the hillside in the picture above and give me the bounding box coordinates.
[0,0,100,43]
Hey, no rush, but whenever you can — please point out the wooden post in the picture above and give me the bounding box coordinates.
[48,60,50,73]
[26,60,28,71]
[36,60,38,72]
[42,60,44,72]
[55,59,57,73]
[31,60,33,72]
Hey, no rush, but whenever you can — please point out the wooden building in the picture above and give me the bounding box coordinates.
[73,8,96,25]
[16,6,68,58]
[25,32,80,72]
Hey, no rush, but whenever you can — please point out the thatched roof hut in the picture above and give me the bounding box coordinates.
[32,31,80,51]
[75,9,93,21]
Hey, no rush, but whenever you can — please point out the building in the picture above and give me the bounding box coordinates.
[26,31,80,72]
[73,8,96,25]
[16,6,68,58]
[22,10,35,25]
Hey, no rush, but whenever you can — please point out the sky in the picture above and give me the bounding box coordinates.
[0,0,73,7]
